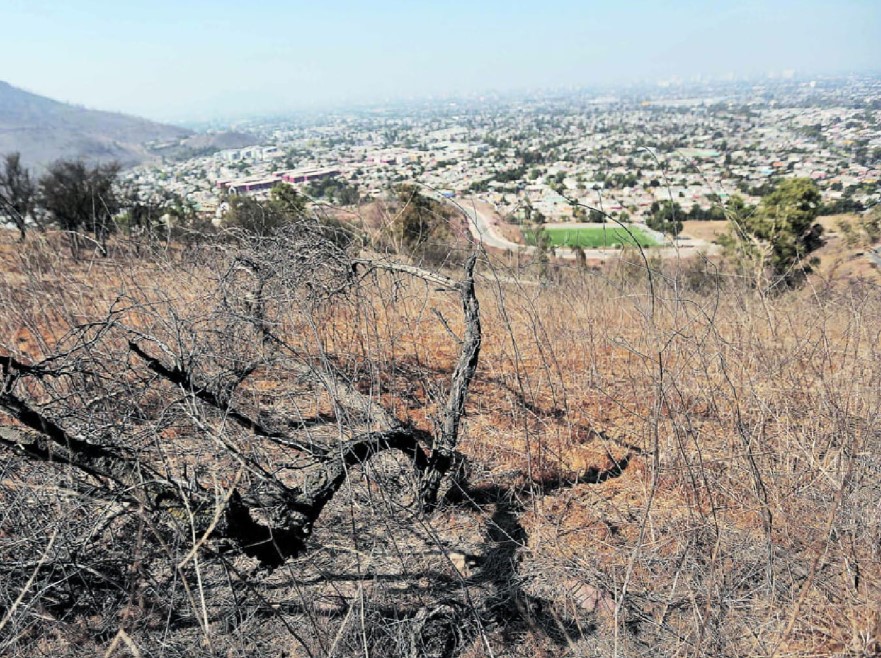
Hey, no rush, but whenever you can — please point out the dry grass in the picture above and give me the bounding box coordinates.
[1,229,880,657]
[680,220,728,243]
[327,245,881,656]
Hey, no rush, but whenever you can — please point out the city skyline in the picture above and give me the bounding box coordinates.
[3,0,880,122]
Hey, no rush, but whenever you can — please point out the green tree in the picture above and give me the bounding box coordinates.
[588,208,606,223]
[730,178,824,288]
[647,200,683,236]
[388,184,454,263]
[224,184,308,238]
[225,184,356,251]
[38,159,121,257]
[117,186,172,247]
[724,194,754,221]
[304,178,360,206]
[270,183,308,217]
[225,195,286,237]
[0,152,36,242]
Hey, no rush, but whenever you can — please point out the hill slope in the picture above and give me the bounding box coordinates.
[150,130,257,160]
[0,81,192,168]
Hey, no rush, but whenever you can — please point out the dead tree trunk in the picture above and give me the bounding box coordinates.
[419,254,481,510]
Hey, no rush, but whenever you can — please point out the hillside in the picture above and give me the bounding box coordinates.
[149,130,257,160]
[0,80,192,168]
[0,224,879,657]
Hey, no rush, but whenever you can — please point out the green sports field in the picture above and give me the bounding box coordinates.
[522,225,660,248]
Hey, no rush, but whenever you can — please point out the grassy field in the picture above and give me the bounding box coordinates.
[523,224,660,248]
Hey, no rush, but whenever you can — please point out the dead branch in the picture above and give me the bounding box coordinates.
[419,254,481,510]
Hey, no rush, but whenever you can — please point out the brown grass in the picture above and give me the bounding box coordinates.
[680,219,728,242]
[1,229,880,656]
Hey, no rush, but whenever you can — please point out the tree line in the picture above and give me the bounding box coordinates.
[644,178,829,288]
[0,152,204,256]
[0,152,469,277]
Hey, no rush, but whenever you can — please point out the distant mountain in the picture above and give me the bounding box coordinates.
[0,81,192,169]
[149,130,258,160]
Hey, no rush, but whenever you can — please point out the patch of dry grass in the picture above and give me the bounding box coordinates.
[1,229,880,656]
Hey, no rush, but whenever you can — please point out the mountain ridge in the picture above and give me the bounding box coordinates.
[0,80,193,169]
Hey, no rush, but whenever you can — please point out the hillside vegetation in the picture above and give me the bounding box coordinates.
[0,211,879,657]
[0,81,191,169]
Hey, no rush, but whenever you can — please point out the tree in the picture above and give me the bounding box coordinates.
[572,244,586,269]
[305,177,360,206]
[0,152,36,242]
[38,159,121,257]
[224,184,306,238]
[738,178,824,287]
[647,200,683,236]
[0,216,487,655]
[225,185,357,254]
[224,195,286,238]
[117,186,171,252]
[388,184,455,263]
[588,208,606,223]
[270,183,307,217]
[532,222,553,279]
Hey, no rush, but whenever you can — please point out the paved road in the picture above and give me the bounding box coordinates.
[454,196,718,260]
[458,200,523,251]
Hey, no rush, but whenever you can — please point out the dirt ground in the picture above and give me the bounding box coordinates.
[679,220,728,242]
[682,214,866,242]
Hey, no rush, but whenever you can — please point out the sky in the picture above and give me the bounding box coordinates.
[2,0,880,123]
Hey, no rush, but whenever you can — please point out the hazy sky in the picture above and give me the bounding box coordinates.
[3,0,879,122]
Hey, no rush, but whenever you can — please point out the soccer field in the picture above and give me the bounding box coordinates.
[522,225,660,248]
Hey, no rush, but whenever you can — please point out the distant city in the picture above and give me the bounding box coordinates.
[125,74,880,231]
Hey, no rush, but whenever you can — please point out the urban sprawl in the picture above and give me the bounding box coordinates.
[129,75,881,233]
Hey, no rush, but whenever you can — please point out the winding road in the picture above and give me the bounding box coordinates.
[454,195,719,260]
